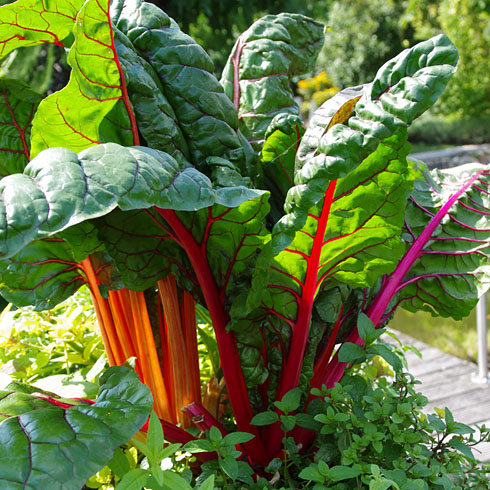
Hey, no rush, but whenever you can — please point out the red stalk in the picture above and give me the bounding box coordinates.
[276,180,337,400]
[265,181,337,458]
[154,208,268,466]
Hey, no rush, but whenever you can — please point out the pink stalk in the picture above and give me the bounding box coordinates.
[366,169,484,326]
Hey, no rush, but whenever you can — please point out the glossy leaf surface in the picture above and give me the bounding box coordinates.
[0,366,152,490]
[111,0,254,178]
[278,35,458,253]
[30,0,135,157]
[220,13,324,149]
[260,113,304,222]
[0,143,262,261]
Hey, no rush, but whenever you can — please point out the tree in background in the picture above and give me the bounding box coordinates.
[153,0,332,74]
[317,0,414,89]
[405,0,490,118]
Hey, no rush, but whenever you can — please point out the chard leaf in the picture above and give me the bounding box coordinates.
[0,366,152,490]
[240,129,413,394]
[260,113,304,222]
[30,0,135,157]
[0,143,262,261]
[111,0,254,178]
[220,13,324,149]
[98,193,270,301]
[392,162,490,320]
[113,27,190,163]
[0,0,83,56]
[0,237,87,309]
[0,79,42,176]
[295,85,364,171]
[277,35,458,253]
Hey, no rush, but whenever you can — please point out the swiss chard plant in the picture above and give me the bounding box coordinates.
[0,0,489,486]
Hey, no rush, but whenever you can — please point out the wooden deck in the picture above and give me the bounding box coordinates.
[390,331,490,461]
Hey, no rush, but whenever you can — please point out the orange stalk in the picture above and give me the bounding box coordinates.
[80,257,125,366]
[181,290,201,404]
[129,290,172,421]
[157,276,189,424]
[107,290,140,374]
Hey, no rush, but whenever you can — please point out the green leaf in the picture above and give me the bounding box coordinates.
[0,237,88,309]
[250,411,279,426]
[30,0,134,157]
[146,411,164,461]
[0,366,152,490]
[0,144,263,263]
[298,465,325,483]
[99,191,269,300]
[220,456,238,481]
[260,114,305,221]
[111,0,253,178]
[208,425,222,445]
[369,344,402,372]
[221,13,324,149]
[396,161,490,320]
[338,343,365,363]
[198,474,215,490]
[0,79,42,176]
[295,85,364,171]
[275,387,302,414]
[116,468,149,490]
[0,0,83,57]
[161,470,193,490]
[222,432,255,446]
[357,313,376,344]
[275,35,457,257]
[448,437,474,460]
[329,465,361,482]
[183,439,216,453]
[108,448,132,479]
[280,414,296,432]
[112,27,190,164]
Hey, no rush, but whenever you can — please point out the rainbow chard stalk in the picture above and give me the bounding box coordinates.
[0,0,489,482]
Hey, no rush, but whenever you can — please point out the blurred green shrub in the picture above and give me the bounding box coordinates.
[408,114,490,145]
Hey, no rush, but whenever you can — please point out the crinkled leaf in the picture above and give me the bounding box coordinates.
[394,162,490,320]
[260,113,304,221]
[111,0,254,178]
[113,27,190,163]
[0,0,83,57]
[0,143,263,262]
[0,366,152,490]
[0,79,42,176]
[277,35,458,254]
[30,0,134,157]
[295,85,364,171]
[239,130,412,394]
[220,13,324,149]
